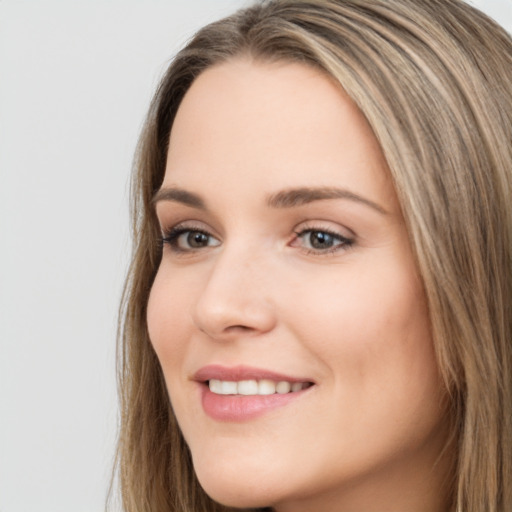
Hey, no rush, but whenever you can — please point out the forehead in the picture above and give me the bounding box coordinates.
[164,58,396,211]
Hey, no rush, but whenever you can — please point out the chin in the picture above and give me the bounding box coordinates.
[192,458,285,509]
[198,476,273,509]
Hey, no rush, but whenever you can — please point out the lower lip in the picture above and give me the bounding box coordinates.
[200,384,310,421]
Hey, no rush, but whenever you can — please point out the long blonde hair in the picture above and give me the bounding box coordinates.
[112,1,512,511]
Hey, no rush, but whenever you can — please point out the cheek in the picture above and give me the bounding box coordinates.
[281,261,445,471]
[146,267,192,369]
[283,255,438,401]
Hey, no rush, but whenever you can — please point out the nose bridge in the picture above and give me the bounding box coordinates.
[192,239,275,339]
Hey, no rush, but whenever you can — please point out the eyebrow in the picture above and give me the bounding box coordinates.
[152,187,206,209]
[152,186,387,215]
[267,187,388,214]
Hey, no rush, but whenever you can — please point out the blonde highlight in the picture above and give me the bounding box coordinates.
[111,1,512,511]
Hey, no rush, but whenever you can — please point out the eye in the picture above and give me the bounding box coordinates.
[162,226,220,252]
[292,228,354,254]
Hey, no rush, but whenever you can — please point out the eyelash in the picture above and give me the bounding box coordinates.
[292,227,354,255]
[160,224,354,256]
[161,225,218,253]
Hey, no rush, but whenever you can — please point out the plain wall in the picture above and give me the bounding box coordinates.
[0,1,510,511]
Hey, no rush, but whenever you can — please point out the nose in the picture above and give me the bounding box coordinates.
[191,247,277,341]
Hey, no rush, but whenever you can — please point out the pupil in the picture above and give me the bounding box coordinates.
[188,232,208,247]
[311,231,333,249]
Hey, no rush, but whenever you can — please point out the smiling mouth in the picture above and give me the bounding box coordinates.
[208,379,313,396]
[195,366,315,421]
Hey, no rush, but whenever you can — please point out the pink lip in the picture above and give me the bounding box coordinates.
[193,365,314,422]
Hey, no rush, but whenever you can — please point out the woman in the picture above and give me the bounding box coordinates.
[113,1,512,511]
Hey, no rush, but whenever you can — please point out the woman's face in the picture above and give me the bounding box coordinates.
[148,59,450,512]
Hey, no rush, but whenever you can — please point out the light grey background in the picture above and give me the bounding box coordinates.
[0,1,510,511]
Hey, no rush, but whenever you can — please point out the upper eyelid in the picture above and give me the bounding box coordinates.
[159,219,356,243]
[295,227,351,239]
[159,220,354,236]
[154,202,221,234]
[160,219,217,235]
[294,220,356,238]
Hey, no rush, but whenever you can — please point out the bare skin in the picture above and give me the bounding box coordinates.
[148,58,452,512]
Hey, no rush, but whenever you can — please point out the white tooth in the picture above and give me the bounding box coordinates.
[258,379,276,395]
[221,381,237,395]
[209,379,222,394]
[276,381,291,394]
[291,382,304,392]
[238,380,258,395]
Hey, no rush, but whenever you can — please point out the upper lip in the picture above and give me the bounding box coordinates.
[193,364,314,384]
